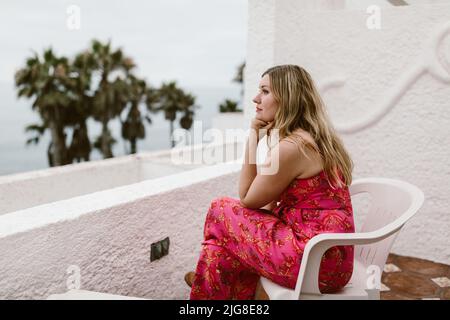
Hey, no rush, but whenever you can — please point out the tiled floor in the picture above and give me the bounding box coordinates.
[253,253,449,300]
[381,253,450,300]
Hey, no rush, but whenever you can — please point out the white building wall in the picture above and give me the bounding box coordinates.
[0,143,237,215]
[0,162,241,299]
[245,0,450,264]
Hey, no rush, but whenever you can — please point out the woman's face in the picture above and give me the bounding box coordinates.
[252,74,278,122]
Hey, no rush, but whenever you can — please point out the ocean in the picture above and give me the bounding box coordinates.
[0,81,241,176]
[0,1,247,176]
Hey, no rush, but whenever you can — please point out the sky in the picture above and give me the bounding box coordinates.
[0,0,248,88]
[0,0,248,175]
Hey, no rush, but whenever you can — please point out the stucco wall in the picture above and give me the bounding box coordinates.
[0,142,238,215]
[245,0,450,264]
[0,162,241,299]
[0,155,141,215]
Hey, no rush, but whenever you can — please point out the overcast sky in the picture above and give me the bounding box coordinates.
[0,0,248,88]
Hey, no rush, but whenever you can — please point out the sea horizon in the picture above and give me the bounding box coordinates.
[0,80,242,176]
[0,1,247,177]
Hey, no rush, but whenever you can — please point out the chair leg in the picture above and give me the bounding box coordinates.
[254,280,270,300]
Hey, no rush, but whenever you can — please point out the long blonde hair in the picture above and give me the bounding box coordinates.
[262,64,353,188]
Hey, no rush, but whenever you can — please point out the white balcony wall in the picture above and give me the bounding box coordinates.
[0,141,243,215]
[245,0,450,264]
[0,162,241,299]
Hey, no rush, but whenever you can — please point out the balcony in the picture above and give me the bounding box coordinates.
[0,140,246,299]
[1,0,449,301]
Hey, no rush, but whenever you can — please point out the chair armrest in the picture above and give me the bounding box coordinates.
[293,230,399,298]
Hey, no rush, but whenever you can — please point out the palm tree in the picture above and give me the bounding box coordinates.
[120,75,149,154]
[233,61,245,99]
[233,61,245,84]
[66,50,97,162]
[16,40,161,165]
[15,48,73,166]
[219,99,242,113]
[179,93,196,130]
[148,81,197,148]
[90,39,134,158]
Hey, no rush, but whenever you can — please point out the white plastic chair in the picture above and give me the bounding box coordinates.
[259,177,425,300]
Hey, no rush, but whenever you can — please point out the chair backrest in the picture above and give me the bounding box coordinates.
[348,178,425,288]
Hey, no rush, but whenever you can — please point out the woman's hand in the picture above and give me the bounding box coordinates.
[250,118,274,141]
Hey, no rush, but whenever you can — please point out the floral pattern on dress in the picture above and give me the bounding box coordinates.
[190,170,355,299]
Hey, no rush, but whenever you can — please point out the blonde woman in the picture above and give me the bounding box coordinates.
[186,65,355,300]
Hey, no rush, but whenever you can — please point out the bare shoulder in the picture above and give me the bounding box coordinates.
[259,139,304,186]
[264,138,300,163]
[280,129,317,154]
[281,129,323,179]
[285,128,317,148]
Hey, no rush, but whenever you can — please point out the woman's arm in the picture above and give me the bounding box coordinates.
[239,129,279,211]
[239,118,274,201]
[239,139,301,209]
[238,127,259,201]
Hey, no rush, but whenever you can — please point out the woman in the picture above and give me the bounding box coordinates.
[186,64,355,300]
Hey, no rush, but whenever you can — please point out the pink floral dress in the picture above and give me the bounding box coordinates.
[190,170,355,300]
